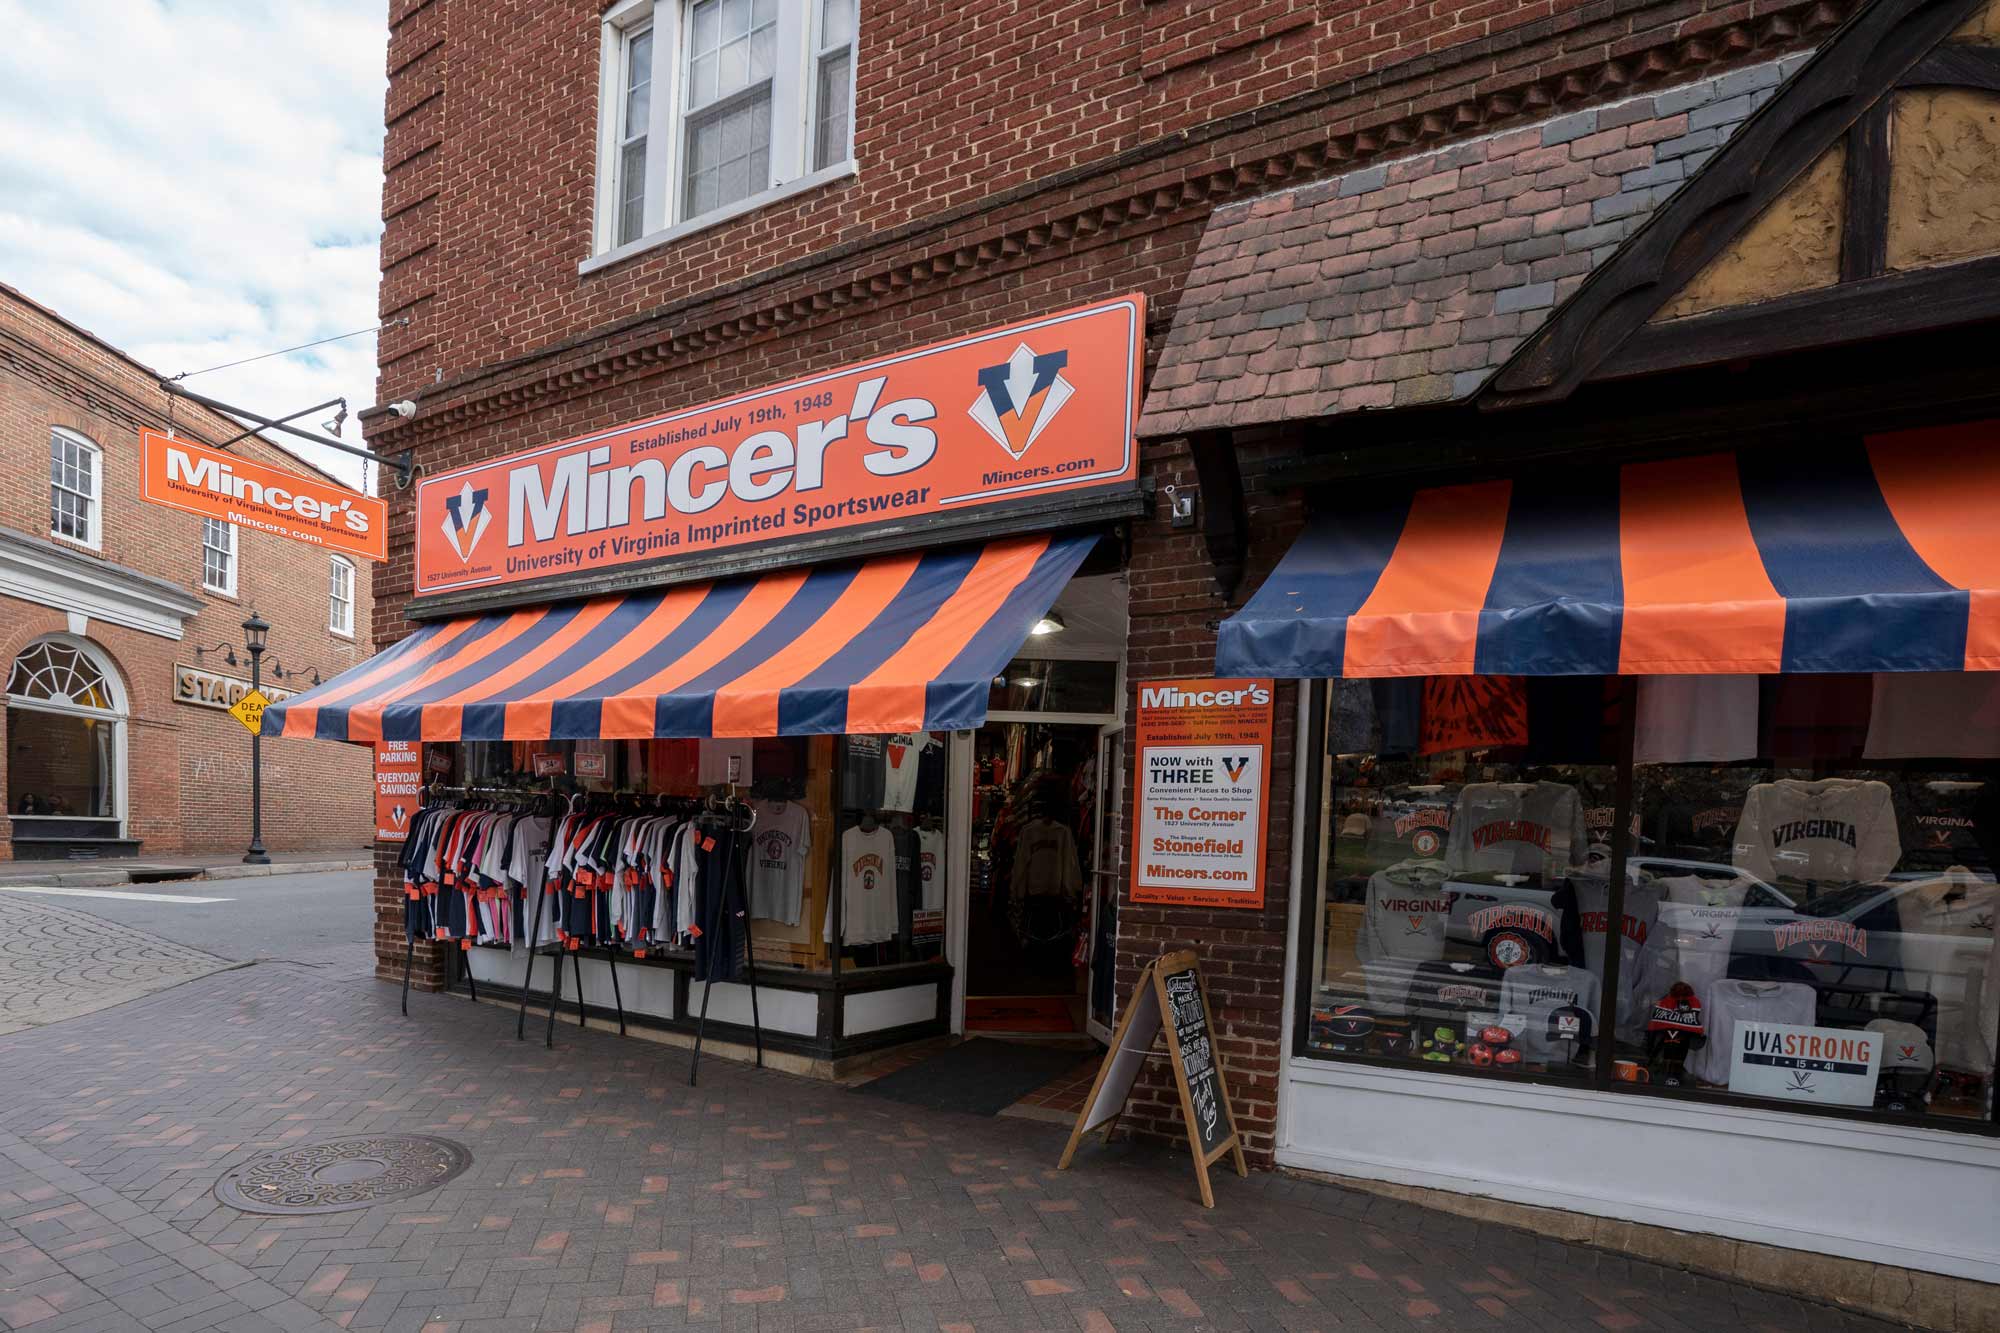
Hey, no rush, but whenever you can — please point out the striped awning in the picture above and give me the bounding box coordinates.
[267,533,1094,742]
[1219,424,2000,678]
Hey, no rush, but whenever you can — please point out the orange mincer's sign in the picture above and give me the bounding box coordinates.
[412,295,1144,595]
[1130,679,1275,910]
[140,430,388,562]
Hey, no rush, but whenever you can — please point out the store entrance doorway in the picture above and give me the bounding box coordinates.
[965,718,1107,1033]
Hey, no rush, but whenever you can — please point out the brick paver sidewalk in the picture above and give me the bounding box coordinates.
[0,897,239,1034]
[0,957,1905,1333]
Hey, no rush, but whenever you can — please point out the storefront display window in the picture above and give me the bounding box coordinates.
[1305,675,2000,1130]
[833,733,949,970]
[1310,677,1618,1079]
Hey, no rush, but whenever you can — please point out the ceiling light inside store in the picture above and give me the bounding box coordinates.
[1030,612,1065,636]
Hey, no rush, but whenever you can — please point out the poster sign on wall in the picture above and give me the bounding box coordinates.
[140,430,387,562]
[1130,679,1274,909]
[374,741,421,843]
[1728,1022,1881,1107]
[411,295,1144,596]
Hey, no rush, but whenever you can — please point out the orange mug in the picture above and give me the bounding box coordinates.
[1614,1060,1650,1084]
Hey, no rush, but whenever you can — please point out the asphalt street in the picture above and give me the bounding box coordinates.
[0,867,372,965]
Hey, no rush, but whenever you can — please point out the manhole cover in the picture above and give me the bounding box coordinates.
[215,1135,472,1215]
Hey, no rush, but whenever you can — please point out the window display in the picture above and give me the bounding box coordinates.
[1307,673,2000,1130]
[831,733,950,967]
[1311,678,1619,1080]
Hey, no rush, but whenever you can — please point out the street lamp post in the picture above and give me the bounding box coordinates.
[241,611,271,865]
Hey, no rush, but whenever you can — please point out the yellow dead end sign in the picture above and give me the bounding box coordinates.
[228,688,273,735]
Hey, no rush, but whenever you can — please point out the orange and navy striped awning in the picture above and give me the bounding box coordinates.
[1219,424,2000,678]
[265,534,1093,742]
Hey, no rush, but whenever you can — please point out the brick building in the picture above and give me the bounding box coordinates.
[0,284,377,860]
[268,0,2000,1315]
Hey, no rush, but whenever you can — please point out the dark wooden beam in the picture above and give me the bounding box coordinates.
[1901,41,2000,91]
[1485,0,1985,408]
[1186,430,1251,601]
[1600,254,2000,380]
[1840,104,1892,282]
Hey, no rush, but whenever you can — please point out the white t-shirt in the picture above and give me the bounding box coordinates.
[747,800,812,925]
[1445,782,1588,880]
[1497,964,1600,1064]
[1654,873,1754,1005]
[1567,876,1669,1045]
[1732,779,1900,888]
[916,827,945,912]
[1356,858,1452,1015]
[1691,978,1817,1087]
[1633,675,1759,764]
[698,738,755,787]
[826,824,899,945]
[882,733,936,813]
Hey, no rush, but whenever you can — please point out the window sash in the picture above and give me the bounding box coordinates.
[615,21,654,246]
[201,518,236,594]
[329,558,354,635]
[49,433,98,545]
[601,0,850,250]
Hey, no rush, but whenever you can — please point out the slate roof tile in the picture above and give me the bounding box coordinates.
[1138,58,1789,438]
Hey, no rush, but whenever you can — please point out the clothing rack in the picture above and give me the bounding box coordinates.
[689,789,764,1086]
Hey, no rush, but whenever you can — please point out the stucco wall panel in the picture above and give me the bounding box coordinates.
[1655,140,1844,321]
[1887,88,2000,272]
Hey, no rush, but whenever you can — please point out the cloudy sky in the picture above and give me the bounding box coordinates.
[0,1,388,488]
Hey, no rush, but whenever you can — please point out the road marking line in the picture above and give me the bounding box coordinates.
[0,886,235,904]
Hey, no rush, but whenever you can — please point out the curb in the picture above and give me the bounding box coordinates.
[0,858,372,888]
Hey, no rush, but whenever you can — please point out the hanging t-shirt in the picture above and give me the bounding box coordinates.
[882,733,937,813]
[1893,873,1998,1076]
[1690,978,1817,1087]
[1864,672,2000,759]
[1633,676,1759,765]
[746,799,812,925]
[1356,858,1453,1015]
[1419,675,1528,755]
[843,735,887,810]
[1655,872,1754,1002]
[1731,778,1900,888]
[1557,876,1669,1045]
[1444,781,1588,880]
[826,823,899,945]
[1497,964,1601,1064]
[916,826,945,912]
[698,738,755,787]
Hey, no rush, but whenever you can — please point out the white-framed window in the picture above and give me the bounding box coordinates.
[49,428,101,550]
[593,0,857,259]
[200,516,237,596]
[328,555,355,637]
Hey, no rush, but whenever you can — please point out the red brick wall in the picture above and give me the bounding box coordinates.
[0,288,378,858]
[361,0,1854,1139]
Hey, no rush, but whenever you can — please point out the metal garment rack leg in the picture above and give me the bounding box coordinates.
[545,946,566,1048]
[573,951,587,1027]
[457,943,479,1003]
[605,950,628,1036]
[517,881,550,1040]
[401,934,415,1017]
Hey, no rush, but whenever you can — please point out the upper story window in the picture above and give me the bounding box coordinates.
[328,555,355,637]
[49,428,101,550]
[595,0,857,261]
[200,517,237,596]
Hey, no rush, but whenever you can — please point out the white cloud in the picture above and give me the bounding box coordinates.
[0,0,387,488]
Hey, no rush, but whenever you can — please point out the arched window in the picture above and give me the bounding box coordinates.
[6,636,125,823]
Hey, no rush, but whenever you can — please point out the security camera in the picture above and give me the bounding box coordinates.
[386,400,417,418]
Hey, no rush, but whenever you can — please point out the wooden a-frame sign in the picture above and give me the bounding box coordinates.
[1058,949,1247,1207]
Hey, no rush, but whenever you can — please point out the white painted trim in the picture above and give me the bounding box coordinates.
[843,982,936,1035]
[946,727,973,1035]
[0,528,202,641]
[47,428,102,553]
[1279,1057,2000,1283]
[580,159,857,274]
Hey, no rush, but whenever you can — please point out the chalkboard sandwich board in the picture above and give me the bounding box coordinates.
[1057,949,1247,1207]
